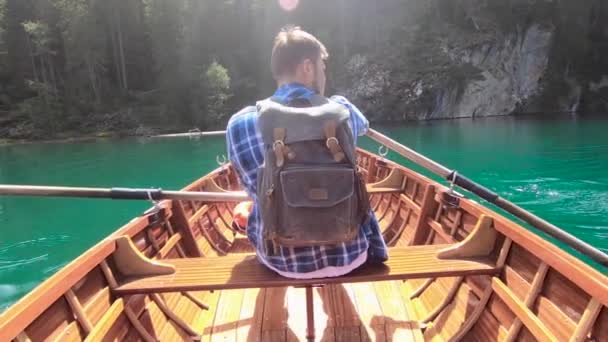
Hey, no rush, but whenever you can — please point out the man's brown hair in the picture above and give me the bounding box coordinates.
[270,26,328,79]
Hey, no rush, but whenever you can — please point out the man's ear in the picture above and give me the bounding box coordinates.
[302,59,314,74]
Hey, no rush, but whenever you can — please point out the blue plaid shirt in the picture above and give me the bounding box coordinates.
[226,83,388,274]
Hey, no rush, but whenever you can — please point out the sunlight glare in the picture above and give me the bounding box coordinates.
[279,0,299,12]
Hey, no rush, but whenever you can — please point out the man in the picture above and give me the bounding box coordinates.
[226,26,388,279]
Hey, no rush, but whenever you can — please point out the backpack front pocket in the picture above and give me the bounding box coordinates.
[275,166,359,246]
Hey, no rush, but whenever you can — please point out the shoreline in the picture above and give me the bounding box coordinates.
[2,112,604,146]
[0,133,132,147]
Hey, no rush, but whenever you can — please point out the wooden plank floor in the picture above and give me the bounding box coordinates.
[188,233,421,341]
[211,261,416,341]
[197,281,417,342]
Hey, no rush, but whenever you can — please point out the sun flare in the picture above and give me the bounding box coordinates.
[279,0,299,12]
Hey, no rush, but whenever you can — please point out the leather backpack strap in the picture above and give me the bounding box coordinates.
[273,127,286,167]
[272,127,295,168]
[323,120,345,162]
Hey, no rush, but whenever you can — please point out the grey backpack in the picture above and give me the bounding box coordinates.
[256,94,370,247]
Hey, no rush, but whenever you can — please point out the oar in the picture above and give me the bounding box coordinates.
[365,128,608,267]
[0,185,249,202]
[152,130,226,138]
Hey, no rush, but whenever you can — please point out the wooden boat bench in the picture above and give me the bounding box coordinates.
[110,215,500,340]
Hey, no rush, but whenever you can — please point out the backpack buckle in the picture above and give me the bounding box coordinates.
[273,140,285,167]
[326,137,345,162]
[324,121,345,162]
[325,137,339,148]
[272,140,285,150]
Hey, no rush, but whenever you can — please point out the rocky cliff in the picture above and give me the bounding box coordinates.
[334,0,608,120]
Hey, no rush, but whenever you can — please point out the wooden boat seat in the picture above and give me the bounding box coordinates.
[113,215,500,295]
[114,245,497,294]
[366,168,407,194]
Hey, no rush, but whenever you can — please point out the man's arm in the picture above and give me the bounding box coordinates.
[330,95,370,137]
[226,106,262,198]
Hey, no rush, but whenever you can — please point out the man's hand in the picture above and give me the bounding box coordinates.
[232,201,253,233]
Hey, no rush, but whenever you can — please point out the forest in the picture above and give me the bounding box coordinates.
[0,0,607,140]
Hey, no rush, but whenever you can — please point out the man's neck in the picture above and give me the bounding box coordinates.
[277,79,312,89]
[272,82,318,105]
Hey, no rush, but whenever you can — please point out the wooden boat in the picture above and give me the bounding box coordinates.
[1,139,607,341]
